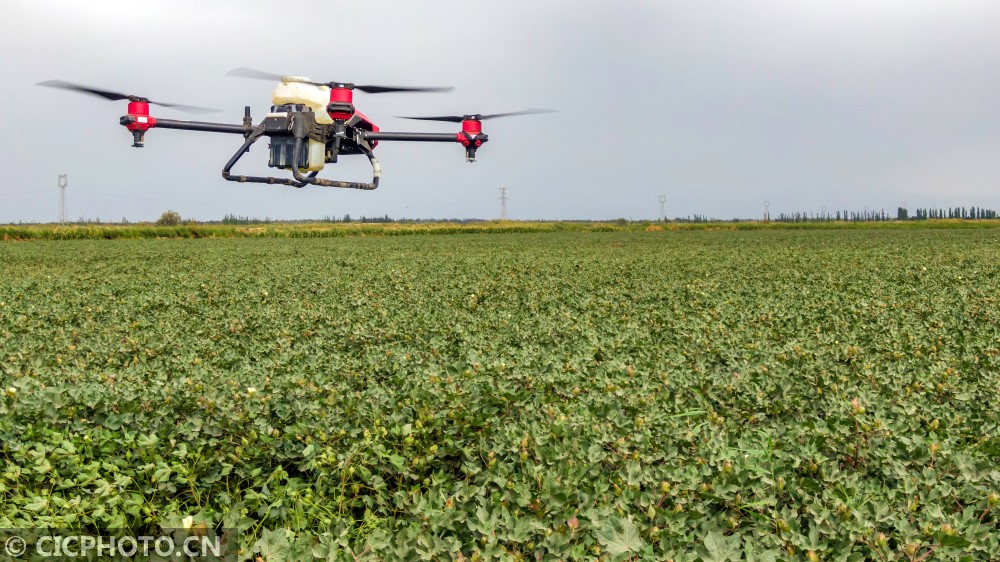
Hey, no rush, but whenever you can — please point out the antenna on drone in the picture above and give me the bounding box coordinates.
[658,195,666,222]
[498,187,509,221]
[58,174,68,224]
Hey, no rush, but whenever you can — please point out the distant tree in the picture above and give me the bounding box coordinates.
[156,210,182,226]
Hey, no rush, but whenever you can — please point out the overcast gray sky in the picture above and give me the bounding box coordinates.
[2,0,999,222]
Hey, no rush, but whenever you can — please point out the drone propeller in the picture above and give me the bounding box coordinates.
[226,67,453,93]
[36,80,219,113]
[397,108,557,122]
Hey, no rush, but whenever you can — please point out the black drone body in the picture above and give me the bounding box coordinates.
[37,69,554,190]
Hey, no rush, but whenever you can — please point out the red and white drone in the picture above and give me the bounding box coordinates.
[38,68,553,190]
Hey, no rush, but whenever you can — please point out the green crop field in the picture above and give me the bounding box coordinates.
[1,229,998,561]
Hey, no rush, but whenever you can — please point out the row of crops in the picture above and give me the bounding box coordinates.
[3,219,999,241]
[0,229,998,560]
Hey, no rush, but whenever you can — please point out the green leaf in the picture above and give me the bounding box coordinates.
[253,528,293,562]
[596,517,646,557]
[388,454,405,470]
[23,497,48,512]
[936,533,972,548]
[699,530,741,562]
[744,542,779,562]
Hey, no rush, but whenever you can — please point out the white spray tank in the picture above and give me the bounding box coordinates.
[271,78,330,171]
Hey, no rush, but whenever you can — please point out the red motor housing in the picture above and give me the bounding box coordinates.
[461,119,482,136]
[122,100,156,147]
[125,101,155,131]
[456,119,484,148]
[456,118,487,161]
[327,87,355,121]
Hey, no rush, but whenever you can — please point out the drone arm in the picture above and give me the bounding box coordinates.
[361,131,457,142]
[152,118,249,135]
[360,131,489,162]
[120,114,250,148]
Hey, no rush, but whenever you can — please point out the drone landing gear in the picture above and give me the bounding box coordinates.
[220,123,380,190]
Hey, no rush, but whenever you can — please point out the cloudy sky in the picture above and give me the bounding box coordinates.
[2,0,999,222]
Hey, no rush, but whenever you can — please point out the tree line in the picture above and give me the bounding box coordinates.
[772,206,998,223]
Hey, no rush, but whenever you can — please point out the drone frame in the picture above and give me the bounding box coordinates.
[118,96,488,190]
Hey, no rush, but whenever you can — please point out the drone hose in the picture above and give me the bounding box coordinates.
[291,137,381,190]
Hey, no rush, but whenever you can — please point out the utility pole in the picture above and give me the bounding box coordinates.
[58,174,68,223]
[658,195,666,222]
[498,187,508,221]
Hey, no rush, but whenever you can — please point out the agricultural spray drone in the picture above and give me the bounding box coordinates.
[37,68,553,190]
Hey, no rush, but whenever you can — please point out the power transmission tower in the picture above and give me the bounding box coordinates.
[763,200,771,222]
[498,187,509,221]
[658,195,666,222]
[58,174,68,223]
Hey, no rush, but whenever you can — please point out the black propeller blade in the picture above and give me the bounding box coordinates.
[354,84,453,94]
[397,108,557,122]
[36,80,219,113]
[226,67,453,93]
[225,67,296,83]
